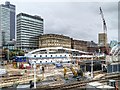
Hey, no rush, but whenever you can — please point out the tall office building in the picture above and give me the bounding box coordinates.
[17,13,44,50]
[0,1,16,46]
[0,28,2,48]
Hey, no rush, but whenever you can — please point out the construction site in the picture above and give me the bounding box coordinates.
[0,3,119,90]
[0,59,120,90]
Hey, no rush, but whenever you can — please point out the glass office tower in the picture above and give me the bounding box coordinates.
[0,1,16,46]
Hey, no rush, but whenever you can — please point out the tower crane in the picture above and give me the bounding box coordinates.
[99,7,109,54]
[99,7,107,33]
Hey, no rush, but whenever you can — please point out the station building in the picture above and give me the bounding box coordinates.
[39,34,98,52]
[39,34,71,49]
[87,41,98,52]
[107,43,120,73]
[71,39,88,52]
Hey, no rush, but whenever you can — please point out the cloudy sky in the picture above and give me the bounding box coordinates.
[0,0,119,43]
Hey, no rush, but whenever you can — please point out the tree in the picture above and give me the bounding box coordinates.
[19,50,24,56]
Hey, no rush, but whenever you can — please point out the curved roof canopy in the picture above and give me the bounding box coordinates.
[110,43,120,56]
[26,47,89,55]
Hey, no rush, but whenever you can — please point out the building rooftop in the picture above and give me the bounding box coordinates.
[40,34,71,39]
[17,13,43,21]
[1,1,15,9]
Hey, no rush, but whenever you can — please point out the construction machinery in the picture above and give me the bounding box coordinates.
[64,66,83,81]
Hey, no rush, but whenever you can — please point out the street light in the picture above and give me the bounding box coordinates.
[6,43,10,61]
[33,61,36,89]
[91,53,94,79]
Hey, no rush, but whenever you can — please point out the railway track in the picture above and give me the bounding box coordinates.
[0,72,120,89]
[38,73,120,90]
[0,75,34,88]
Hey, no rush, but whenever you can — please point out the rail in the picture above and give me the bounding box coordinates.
[37,73,120,90]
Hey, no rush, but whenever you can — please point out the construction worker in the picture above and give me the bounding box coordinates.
[41,66,45,80]
[42,66,44,73]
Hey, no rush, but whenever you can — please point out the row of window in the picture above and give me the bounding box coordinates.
[17,17,43,23]
[19,23,43,28]
[35,61,70,63]
[17,24,43,29]
[34,54,69,57]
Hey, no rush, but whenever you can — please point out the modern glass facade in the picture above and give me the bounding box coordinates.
[17,13,44,50]
[110,43,120,56]
[0,1,15,46]
[107,63,120,73]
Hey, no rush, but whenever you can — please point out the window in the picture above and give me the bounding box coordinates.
[46,61,47,62]
[45,55,47,57]
[34,55,36,57]
[51,61,52,62]
[40,61,42,63]
[51,55,52,57]
[40,55,42,57]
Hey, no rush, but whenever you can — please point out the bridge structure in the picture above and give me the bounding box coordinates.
[25,47,91,64]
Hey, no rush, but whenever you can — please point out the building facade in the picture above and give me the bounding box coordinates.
[98,33,107,47]
[71,39,88,52]
[39,34,71,48]
[87,41,98,52]
[0,1,15,46]
[98,33,110,54]
[39,34,98,52]
[17,13,44,50]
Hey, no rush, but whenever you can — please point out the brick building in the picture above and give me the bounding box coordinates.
[39,34,98,52]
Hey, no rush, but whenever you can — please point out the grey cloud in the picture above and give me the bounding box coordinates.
[17,2,119,43]
[0,1,118,43]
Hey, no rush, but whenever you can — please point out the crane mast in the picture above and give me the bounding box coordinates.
[99,7,107,33]
[99,7,109,54]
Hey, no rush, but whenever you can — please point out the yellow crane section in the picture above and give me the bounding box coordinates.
[64,66,81,78]
[70,67,78,77]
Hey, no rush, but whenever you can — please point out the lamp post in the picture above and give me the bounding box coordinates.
[7,43,9,61]
[33,61,36,89]
[91,53,94,79]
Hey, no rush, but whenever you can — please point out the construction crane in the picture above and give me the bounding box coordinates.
[99,7,107,33]
[99,7,109,54]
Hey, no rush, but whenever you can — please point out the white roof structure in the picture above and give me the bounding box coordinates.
[26,47,89,55]
[73,54,105,58]
[110,43,120,56]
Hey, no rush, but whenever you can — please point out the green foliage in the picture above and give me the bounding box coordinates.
[2,48,25,60]
[19,50,24,56]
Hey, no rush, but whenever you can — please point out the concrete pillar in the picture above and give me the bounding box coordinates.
[33,63,36,89]
[85,64,86,72]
